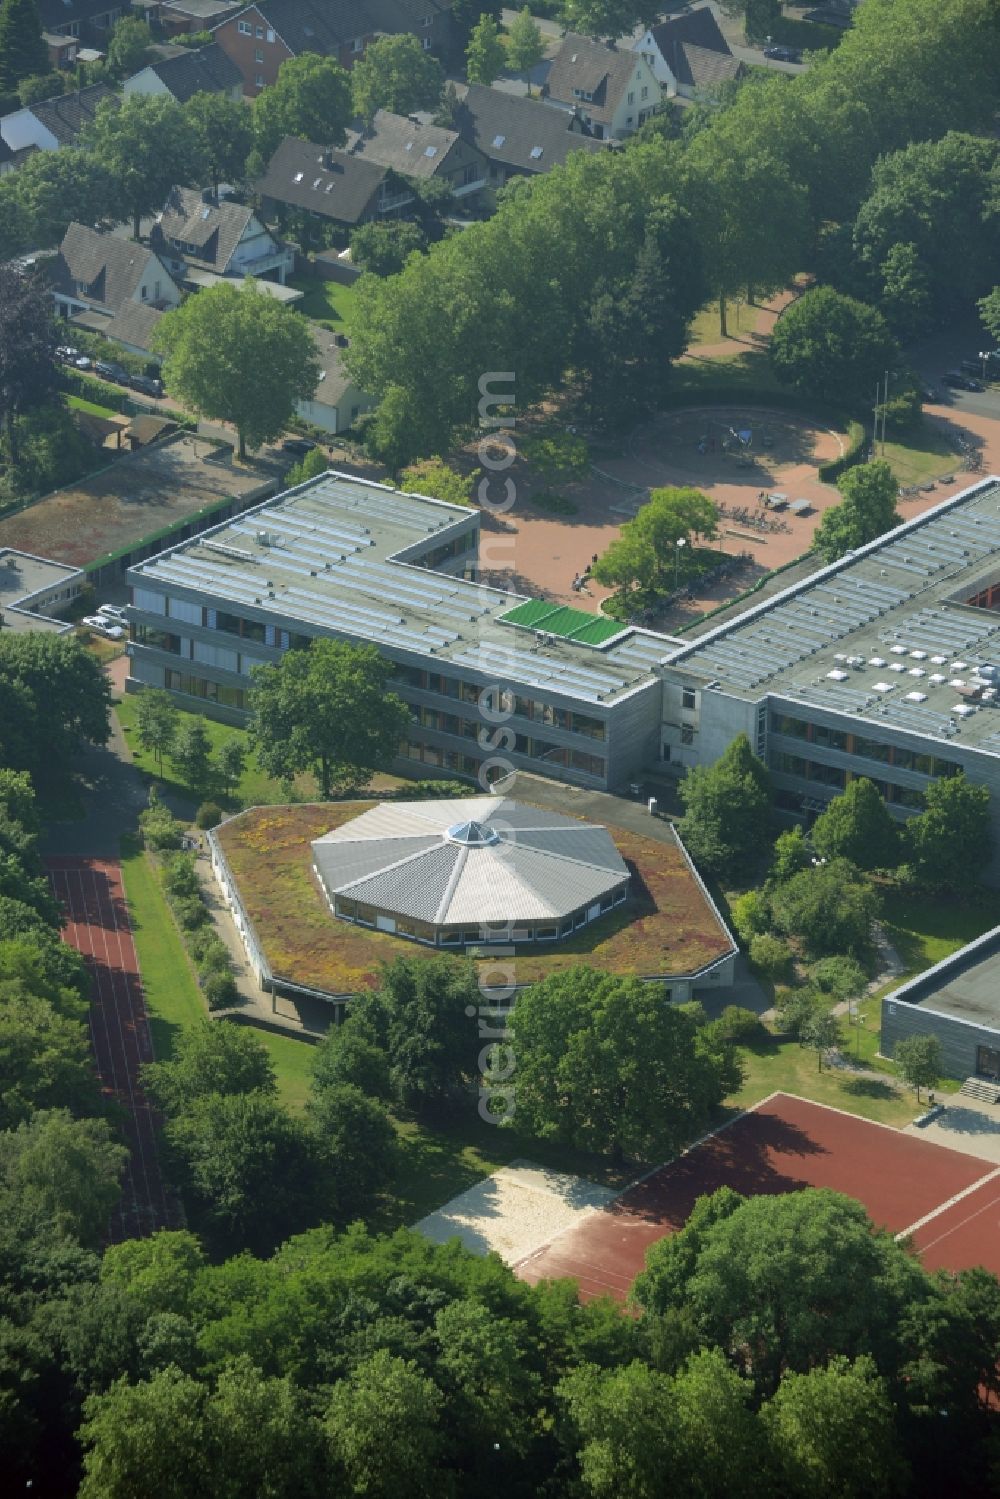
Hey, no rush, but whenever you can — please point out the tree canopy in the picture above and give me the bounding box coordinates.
[247,638,408,798]
[0,0,46,95]
[82,93,203,239]
[509,967,739,1162]
[465,13,506,85]
[904,772,992,895]
[810,777,900,869]
[0,261,56,466]
[153,280,320,458]
[350,33,443,122]
[253,52,352,158]
[593,486,717,600]
[184,91,254,196]
[769,286,900,414]
[814,460,901,563]
[677,734,772,882]
[770,857,879,958]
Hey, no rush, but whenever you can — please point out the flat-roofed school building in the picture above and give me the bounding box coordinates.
[124,472,674,791]
[658,477,1000,862]
[881,926,1000,1086]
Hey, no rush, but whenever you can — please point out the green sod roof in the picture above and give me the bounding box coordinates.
[500,600,625,646]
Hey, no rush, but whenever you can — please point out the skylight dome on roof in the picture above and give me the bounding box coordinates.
[445,819,500,847]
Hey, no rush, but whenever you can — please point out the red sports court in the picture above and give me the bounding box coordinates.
[516,1092,1000,1301]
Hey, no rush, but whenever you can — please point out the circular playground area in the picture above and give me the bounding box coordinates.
[623,404,845,489]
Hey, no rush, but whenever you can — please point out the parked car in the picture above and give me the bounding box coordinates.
[95,360,130,384]
[960,359,984,376]
[81,615,125,639]
[97,604,128,624]
[55,345,79,363]
[763,44,801,61]
[73,355,92,370]
[942,370,972,390]
[129,373,164,398]
[281,437,316,456]
[965,377,985,392]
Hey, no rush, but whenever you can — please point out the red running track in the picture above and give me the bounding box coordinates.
[47,857,182,1242]
[516,1093,1000,1301]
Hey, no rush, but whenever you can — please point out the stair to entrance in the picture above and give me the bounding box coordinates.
[960,1077,1000,1104]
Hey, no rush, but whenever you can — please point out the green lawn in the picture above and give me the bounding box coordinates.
[288,275,360,331]
[879,424,963,487]
[671,347,785,401]
[729,1030,916,1126]
[120,833,316,1111]
[120,836,207,1062]
[686,299,755,348]
[67,393,121,420]
[114,694,320,810]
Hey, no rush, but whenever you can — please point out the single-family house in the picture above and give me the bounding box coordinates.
[51,222,182,323]
[135,0,241,34]
[0,83,117,155]
[633,7,745,99]
[255,136,390,231]
[43,31,81,69]
[151,186,294,283]
[543,34,661,139]
[70,300,167,359]
[341,110,487,201]
[451,84,607,186]
[211,0,450,99]
[37,0,126,44]
[297,324,374,435]
[123,41,244,102]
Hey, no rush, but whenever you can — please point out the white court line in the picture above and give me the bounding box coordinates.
[895,1166,1000,1241]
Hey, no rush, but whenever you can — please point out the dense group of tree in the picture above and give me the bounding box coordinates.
[344,0,999,464]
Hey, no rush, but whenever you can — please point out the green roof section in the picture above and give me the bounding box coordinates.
[500,600,625,647]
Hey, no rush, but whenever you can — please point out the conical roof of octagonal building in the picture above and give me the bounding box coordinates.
[311,796,629,927]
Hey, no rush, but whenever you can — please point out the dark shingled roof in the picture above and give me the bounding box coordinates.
[54,223,171,315]
[21,83,117,146]
[452,84,607,174]
[136,42,243,102]
[545,34,639,125]
[343,111,463,180]
[221,0,442,55]
[70,301,166,354]
[644,6,744,90]
[153,186,260,272]
[37,0,126,27]
[255,136,386,225]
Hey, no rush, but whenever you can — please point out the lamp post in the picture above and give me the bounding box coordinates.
[981,351,991,383]
[674,536,686,590]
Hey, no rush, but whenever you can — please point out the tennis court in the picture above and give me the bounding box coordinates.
[515,1092,1000,1301]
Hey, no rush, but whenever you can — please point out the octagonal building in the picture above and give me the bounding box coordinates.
[311,797,630,947]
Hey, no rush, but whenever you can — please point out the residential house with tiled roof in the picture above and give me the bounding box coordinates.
[151,186,294,284]
[38,0,125,45]
[123,42,244,102]
[255,136,391,230]
[342,110,486,199]
[0,84,117,155]
[451,84,607,186]
[542,33,660,139]
[297,323,374,434]
[69,301,168,359]
[211,0,450,98]
[51,223,181,323]
[136,0,241,34]
[633,6,745,99]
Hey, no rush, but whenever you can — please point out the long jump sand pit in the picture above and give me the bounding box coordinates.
[415,1160,616,1264]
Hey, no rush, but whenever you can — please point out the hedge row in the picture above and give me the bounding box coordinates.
[817,419,867,482]
[60,368,197,431]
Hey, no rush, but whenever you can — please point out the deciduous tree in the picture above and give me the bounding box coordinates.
[0,261,56,466]
[0,1109,127,1246]
[399,456,475,505]
[763,1356,908,1498]
[813,459,900,563]
[247,638,408,798]
[810,776,899,870]
[106,15,153,78]
[306,1082,396,1219]
[171,716,213,794]
[0,633,110,786]
[978,287,1000,344]
[133,688,178,776]
[800,1007,841,1071]
[561,0,658,41]
[142,1020,277,1115]
[8,146,118,247]
[350,33,444,122]
[352,956,480,1113]
[509,966,737,1163]
[153,280,320,459]
[770,857,878,958]
[253,52,352,159]
[769,286,900,414]
[465,13,506,85]
[350,219,427,276]
[904,773,992,896]
[325,1350,444,1497]
[677,733,772,882]
[214,736,245,798]
[184,91,254,197]
[83,93,203,239]
[504,8,544,86]
[0,0,46,95]
[894,1033,942,1103]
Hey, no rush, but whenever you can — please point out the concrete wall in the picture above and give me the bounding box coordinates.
[880,997,998,1081]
